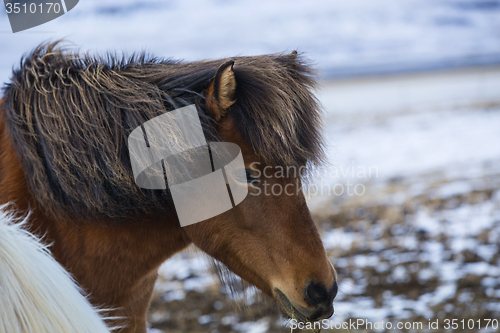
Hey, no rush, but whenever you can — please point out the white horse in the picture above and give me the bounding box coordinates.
[0,205,112,333]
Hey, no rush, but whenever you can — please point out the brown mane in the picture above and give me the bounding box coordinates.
[1,42,323,221]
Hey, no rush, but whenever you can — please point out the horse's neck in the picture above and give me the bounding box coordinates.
[0,101,193,332]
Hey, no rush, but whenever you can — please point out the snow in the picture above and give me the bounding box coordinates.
[306,66,500,210]
[155,246,217,299]
[322,228,357,251]
[320,194,500,324]
[1,0,500,83]
[233,319,270,333]
[433,180,472,199]
[322,107,500,182]
[464,262,500,276]
[428,283,457,305]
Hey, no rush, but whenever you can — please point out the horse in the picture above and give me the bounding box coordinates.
[0,205,111,332]
[0,42,337,332]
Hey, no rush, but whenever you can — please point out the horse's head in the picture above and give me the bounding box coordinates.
[184,56,337,322]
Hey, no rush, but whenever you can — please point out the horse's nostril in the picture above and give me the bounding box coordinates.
[305,282,329,306]
[304,280,338,307]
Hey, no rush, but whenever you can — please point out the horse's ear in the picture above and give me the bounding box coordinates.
[206,60,236,121]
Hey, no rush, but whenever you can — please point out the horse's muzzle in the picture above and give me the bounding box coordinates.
[301,280,337,320]
[275,280,338,322]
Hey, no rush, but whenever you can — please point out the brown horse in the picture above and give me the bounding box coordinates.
[0,42,337,332]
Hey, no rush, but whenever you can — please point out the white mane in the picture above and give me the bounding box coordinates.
[0,205,112,333]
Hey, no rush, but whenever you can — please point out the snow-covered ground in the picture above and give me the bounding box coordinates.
[304,67,500,331]
[1,0,500,82]
[307,66,500,208]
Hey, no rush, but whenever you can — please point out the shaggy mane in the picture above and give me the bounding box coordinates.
[1,42,323,221]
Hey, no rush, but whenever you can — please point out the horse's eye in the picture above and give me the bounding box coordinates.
[246,169,260,186]
[233,168,259,186]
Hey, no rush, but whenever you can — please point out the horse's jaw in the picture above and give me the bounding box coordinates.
[273,288,334,323]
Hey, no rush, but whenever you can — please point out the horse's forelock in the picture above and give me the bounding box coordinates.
[229,53,323,169]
